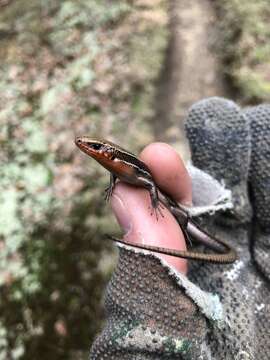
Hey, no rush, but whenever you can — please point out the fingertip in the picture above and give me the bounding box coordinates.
[140,142,192,206]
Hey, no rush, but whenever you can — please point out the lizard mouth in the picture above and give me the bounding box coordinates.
[75,137,104,159]
[75,137,92,155]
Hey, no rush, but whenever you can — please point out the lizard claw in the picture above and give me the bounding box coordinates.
[150,201,164,220]
[104,187,112,202]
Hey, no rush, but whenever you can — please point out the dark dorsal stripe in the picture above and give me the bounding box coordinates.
[114,148,151,176]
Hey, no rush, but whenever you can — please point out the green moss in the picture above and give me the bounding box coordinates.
[215,0,270,102]
[0,0,168,358]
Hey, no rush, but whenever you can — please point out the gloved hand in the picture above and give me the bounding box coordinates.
[90,97,270,359]
[185,98,270,359]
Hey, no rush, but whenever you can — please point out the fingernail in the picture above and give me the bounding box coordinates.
[111,193,132,234]
[182,200,193,207]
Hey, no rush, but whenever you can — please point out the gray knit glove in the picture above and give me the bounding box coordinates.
[186,98,270,359]
[90,98,270,359]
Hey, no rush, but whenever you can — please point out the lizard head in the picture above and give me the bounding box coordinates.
[75,136,116,162]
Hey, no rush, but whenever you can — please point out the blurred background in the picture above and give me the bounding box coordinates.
[0,0,269,358]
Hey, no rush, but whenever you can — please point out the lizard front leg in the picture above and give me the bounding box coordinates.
[104,173,117,202]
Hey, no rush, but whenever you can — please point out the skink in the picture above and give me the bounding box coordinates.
[75,136,238,264]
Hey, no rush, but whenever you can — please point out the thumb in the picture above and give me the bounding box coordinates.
[111,143,192,274]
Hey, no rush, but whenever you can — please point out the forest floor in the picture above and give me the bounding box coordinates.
[153,0,231,160]
[153,0,270,158]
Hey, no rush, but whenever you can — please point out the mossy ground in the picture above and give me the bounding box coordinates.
[215,0,270,103]
[0,0,168,358]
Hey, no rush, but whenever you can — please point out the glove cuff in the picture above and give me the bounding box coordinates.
[185,97,252,225]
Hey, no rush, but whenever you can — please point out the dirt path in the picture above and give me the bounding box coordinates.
[154,0,229,159]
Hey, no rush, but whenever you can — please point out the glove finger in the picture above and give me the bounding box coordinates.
[185,97,252,224]
[244,105,270,231]
[244,105,270,280]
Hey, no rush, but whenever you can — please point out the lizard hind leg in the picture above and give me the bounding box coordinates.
[182,227,193,247]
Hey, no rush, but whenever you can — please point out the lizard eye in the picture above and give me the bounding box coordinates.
[88,143,102,150]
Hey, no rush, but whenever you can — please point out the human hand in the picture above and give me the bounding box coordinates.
[111,142,192,274]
